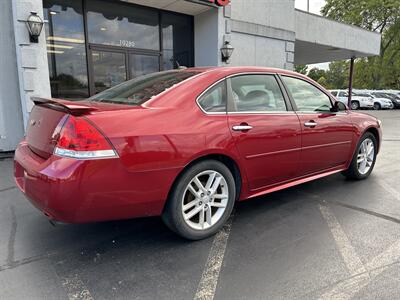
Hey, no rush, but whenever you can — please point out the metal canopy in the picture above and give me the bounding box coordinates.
[294,10,381,64]
[120,0,214,15]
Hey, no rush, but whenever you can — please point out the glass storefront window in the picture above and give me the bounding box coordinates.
[43,0,89,99]
[91,51,127,94]
[87,0,159,50]
[129,54,160,78]
[162,13,193,70]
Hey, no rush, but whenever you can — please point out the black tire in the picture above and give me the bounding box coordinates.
[342,132,377,180]
[162,160,236,240]
[351,101,360,110]
[373,102,381,110]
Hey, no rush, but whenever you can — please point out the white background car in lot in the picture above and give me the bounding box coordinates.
[329,90,374,110]
[353,91,394,110]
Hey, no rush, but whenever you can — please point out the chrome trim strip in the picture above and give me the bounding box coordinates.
[245,147,301,160]
[54,147,118,160]
[302,140,352,151]
[228,111,295,115]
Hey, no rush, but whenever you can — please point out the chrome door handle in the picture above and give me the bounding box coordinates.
[232,125,253,131]
[304,121,317,127]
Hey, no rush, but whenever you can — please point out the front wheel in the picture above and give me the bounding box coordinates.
[342,132,377,180]
[373,102,381,110]
[162,160,236,240]
[351,101,360,110]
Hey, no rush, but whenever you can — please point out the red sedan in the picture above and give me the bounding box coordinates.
[14,67,382,240]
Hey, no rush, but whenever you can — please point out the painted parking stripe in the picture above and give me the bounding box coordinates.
[62,274,94,300]
[375,179,399,201]
[319,204,367,276]
[319,204,400,299]
[194,216,233,300]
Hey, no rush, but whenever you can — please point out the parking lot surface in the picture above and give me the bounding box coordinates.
[0,110,399,300]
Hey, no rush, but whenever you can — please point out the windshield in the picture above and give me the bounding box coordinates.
[89,70,200,105]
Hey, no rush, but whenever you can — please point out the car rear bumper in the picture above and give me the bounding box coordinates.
[14,141,176,223]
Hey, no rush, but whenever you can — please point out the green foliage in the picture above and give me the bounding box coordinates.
[321,0,400,89]
[308,68,326,82]
[295,64,308,74]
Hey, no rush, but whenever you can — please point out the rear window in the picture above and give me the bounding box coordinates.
[89,70,200,105]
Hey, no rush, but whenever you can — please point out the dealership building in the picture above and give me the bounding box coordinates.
[0,0,381,152]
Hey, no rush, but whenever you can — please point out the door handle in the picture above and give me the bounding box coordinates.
[304,121,317,127]
[232,125,253,131]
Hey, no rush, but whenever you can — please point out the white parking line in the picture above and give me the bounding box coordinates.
[319,204,400,299]
[62,274,94,300]
[375,179,399,201]
[319,204,367,276]
[194,217,233,300]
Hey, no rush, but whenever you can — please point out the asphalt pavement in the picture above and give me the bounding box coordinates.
[0,110,399,300]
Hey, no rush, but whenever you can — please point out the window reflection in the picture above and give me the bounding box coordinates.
[162,13,193,69]
[87,0,159,50]
[130,54,159,78]
[92,51,127,94]
[43,0,89,99]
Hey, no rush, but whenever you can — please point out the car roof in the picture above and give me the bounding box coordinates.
[183,66,303,77]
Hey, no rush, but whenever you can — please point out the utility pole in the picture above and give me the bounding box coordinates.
[348,57,355,109]
[307,0,310,12]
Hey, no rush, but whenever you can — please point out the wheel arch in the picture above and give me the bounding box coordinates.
[163,153,244,213]
[364,126,381,152]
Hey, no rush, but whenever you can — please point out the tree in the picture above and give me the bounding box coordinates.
[325,61,349,89]
[321,0,400,89]
[308,68,326,82]
[294,64,308,75]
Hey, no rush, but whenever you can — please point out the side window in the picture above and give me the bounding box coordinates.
[282,76,332,112]
[198,81,226,113]
[330,91,337,96]
[229,75,287,112]
[338,91,348,97]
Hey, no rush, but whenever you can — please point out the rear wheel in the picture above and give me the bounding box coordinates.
[373,102,381,110]
[351,101,360,110]
[162,160,236,240]
[342,132,377,180]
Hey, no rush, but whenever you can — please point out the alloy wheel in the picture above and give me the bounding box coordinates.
[181,170,229,230]
[351,102,359,110]
[357,138,375,175]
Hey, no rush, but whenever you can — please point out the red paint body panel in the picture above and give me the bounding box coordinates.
[14,67,382,223]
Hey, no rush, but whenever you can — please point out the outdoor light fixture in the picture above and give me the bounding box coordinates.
[221,41,234,63]
[26,12,44,43]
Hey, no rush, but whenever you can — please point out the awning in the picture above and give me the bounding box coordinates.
[120,0,215,15]
[294,10,381,64]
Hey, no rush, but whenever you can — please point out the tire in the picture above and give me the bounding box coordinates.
[373,102,381,110]
[351,101,360,110]
[342,132,377,180]
[162,160,236,240]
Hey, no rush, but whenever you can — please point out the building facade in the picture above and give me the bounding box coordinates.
[0,0,381,152]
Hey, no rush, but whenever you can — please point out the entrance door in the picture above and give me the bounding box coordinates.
[89,46,160,95]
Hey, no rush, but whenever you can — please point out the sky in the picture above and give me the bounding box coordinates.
[295,0,330,70]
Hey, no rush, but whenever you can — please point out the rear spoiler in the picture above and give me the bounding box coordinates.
[32,97,97,115]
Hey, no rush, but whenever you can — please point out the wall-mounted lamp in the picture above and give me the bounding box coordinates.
[26,12,44,43]
[220,41,234,63]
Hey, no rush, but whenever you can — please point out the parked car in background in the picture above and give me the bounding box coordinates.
[329,89,374,110]
[14,67,382,240]
[372,92,400,108]
[353,92,393,110]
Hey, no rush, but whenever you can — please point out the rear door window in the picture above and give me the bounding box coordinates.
[229,75,287,112]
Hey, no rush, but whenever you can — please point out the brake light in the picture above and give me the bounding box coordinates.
[54,116,117,159]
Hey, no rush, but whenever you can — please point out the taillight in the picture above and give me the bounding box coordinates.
[53,115,117,159]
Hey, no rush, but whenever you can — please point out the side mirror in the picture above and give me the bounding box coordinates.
[331,101,347,112]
